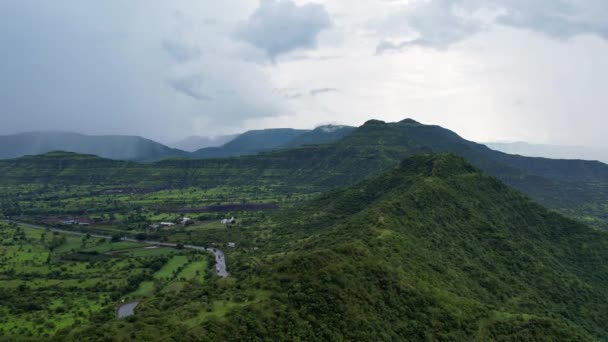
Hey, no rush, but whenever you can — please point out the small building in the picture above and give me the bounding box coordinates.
[228,242,236,248]
[180,217,193,226]
[221,217,236,225]
[63,218,91,225]
[160,222,176,227]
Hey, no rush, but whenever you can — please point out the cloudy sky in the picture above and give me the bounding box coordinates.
[1,0,607,145]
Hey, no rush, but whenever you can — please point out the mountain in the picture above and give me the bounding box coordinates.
[190,128,309,158]
[2,119,608,229]
[0,126,354,161]
[279,124,356,148]
[169,134,237,152]
[487,142,608,164]
[0,132,187,161]
[75,154,608,340]
[189,125,356,159]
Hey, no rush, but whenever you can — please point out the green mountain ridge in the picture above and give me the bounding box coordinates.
[190,125,355,159]
[72,154,608,340]
[191,128,309,158]
[0,126,355,162]
[2,119,608,229]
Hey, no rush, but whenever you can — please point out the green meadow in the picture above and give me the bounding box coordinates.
[0,222,214,339]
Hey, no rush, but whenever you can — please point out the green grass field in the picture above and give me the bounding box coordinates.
[177,260,208,282]
[153,255,189,280]
[0,222,210,339]
[131,281,156,298]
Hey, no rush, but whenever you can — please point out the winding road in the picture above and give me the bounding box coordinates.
[1,220,229,277]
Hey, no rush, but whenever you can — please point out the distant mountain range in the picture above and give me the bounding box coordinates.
[0,132,187,161]
[169,135,237,152]
[487,142,608,164]
[3,119,608,230]
[190,128,309,158]
[190,125,355,158]
[0,125,356,161]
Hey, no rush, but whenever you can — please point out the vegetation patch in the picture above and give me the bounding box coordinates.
[153,255,189,280]
[176,260,208,282]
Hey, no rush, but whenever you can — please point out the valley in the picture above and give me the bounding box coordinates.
[5,2,607,340]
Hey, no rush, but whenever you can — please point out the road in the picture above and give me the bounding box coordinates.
[117,301,140,319]
[1,220,229,278]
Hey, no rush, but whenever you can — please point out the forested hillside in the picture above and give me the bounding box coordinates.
[66,154,608,340]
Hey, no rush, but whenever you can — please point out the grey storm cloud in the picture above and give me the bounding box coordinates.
[162,39,202,63]
[235,0,332,60]
[170,75,211,101]
[0,1,289,140]
[377,0,608,52]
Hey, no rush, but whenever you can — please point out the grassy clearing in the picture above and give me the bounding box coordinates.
[131,281,156,298]
[176,260,208,282]
[154,255,189,280]
[162,281,185,294]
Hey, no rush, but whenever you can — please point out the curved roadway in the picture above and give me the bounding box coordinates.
[2,220,229,277]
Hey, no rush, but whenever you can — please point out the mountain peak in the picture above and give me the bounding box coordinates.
[362,119,387,127]
[399,118,421,124]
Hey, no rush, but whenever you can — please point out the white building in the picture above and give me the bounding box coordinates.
[221,217,236,225]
